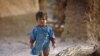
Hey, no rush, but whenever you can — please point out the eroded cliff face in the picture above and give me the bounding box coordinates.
[61,0,88,42]
[53,0,100,46]
[87,0,100,47]
[0,0,39,37]
[49,0,100,44]
[87,0,100,55]
[53,0,100,56]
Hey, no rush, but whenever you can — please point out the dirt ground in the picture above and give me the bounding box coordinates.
[0,36,70,56]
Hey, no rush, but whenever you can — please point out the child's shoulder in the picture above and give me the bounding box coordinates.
[46,25,53,30]
[46,25,51,27]
[32,25,39,31]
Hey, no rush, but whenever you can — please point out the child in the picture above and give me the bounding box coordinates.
[29,11,56,56]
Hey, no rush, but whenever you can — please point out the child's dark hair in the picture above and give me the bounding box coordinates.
[36,11,47,21]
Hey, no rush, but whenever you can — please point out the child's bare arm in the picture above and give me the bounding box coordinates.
[29,39,35,49]
[51,37,56,48]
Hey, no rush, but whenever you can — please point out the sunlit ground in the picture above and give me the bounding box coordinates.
[0,36,69,56]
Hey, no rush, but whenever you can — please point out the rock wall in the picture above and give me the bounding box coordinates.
[59,0,100,45]
[87,0,100,46]
[61,0,88,42]
[0,0,39,37]
[87,0,100,54]
[55,0,100,56]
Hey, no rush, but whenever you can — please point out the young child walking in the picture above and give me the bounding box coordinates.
[29,11,56,56]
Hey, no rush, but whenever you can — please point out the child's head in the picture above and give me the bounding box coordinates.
[36,11,48,26]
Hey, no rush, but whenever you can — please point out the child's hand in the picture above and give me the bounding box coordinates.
[30,44,33,49]
[29,43,34,49]
[52,44,56,49]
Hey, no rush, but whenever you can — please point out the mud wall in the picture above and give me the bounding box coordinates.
[0,0,39,37]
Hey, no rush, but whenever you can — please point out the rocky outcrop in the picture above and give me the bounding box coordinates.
[61,0,89,42]
[61,0,100,49]
[56,44,99,56]
[48,0,100,56]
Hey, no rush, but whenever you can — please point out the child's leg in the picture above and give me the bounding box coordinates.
[43,48,50,56]
[39,53,42,56]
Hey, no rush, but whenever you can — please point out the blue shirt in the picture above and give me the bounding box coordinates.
[30,25,55,55]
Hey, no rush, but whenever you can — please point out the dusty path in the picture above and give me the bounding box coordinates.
[0,37,68,56]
